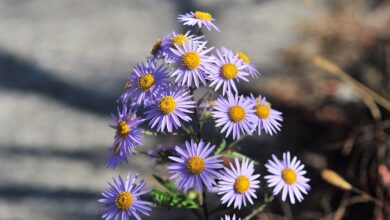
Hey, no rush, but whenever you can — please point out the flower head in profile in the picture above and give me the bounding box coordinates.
[161,31,204,61]
[168,139,223,192]
[170,41,214,88]
[106,144,128,169]
[144,86,195,132]
[265,151,310,204]
[218,158,260,209]
[146,144,176,159]
[208,48,250,95]
[236,50,260,78]
[98,172,152,220]
[199,99,217,111]
[221,214,241,220]
[212,93,257,140]
[110,105,144,158]
[149,38,171,62]
[178,11,220,31]
[121,61,169,106]
[249,94,283,136]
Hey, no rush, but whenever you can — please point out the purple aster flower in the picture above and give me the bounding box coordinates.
[149,38,171,62]
[168,139,223,192]
[249,94,283,136]
[221,214,241,220]
[121,61,169,106]
[170,40,214,88]
[218,158,260,210]
[212,93,257,140]
[265,151,310,204]
[98,172,152,220]
[144,86,196,133]
[110,105,144,157]
[178,11,220,32]
[208,48,250,95]
[146,144,175,158]
[106,144,128,169]
[161,31,204,61]
[199,99,217,111]
[236,51,260,78]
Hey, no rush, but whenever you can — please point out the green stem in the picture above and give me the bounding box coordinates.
[143,130,182,137]
[194,107,202,141]
[133,149,150,157]
[142,130,157,136]
[190,87,208,219]
[227,135,247,150]
[190,87,202,141]
[243,203,268,220]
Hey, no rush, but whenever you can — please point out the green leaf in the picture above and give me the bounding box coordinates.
[226,150,260,165]
[150,189,199,209]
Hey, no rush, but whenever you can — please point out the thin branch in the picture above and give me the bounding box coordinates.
[243,203,269,220]
[313,56,390,113]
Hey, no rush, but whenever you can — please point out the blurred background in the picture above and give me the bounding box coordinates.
[0,0,389,219]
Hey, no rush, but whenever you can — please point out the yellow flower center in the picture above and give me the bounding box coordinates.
[181,52,201,70]
[195,11,212,21]
[228,105,245,122]
[151,39,161,56]
[221,63,238,80]
[282,168,297,185]
[171,34,189,48]
[234,175,250,193]
[237,51,250,64]
[158,96,176,114]
[115,192,133,210]
[255,104,270,119]
[137,73,155,91]
[186,156,205,175]
[117,120,130,137]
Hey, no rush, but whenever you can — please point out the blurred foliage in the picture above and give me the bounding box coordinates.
[272,0,390,219]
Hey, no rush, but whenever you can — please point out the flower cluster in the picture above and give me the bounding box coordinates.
[99,10,310,220]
